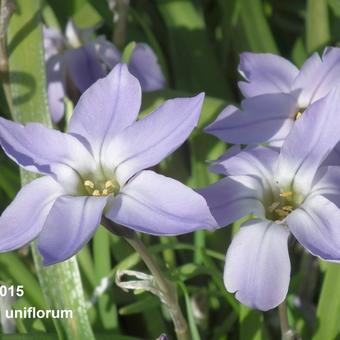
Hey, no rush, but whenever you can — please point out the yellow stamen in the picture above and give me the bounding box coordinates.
[295,111,303,120]
[105,180,114,189]
[282,205,293,212]
[84,180,95,189]
[92,189,100,196]
[279,191,293,198]
[268,201,280,212]
[102,189,108,196]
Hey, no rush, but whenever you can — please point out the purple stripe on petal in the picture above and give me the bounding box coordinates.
[0,177,64,252]
[224,219,290,311]
[106,170,216,235]
[38,195,107,265]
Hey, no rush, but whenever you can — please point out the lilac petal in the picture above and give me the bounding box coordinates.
[238,52,298,97]
[68,64,141,158]
[64,44,104,93]
[128,43,166,92]
[287,195,340,261]
[276,88,340,195]
[43,26,65,60]
[106,93,204,185]
[312,166,340,198]
[224,219,290,311]
[209,146,278,181]
[106,170,216,235]
[205,94,297,144]
[293,48,340,107]
[0,117,94,185]
[208,145,242,174]
[0,177,64,252]
[37,195,107,265]
[94,37,121,69]
[198,177,265,227]
[46,55,65,123]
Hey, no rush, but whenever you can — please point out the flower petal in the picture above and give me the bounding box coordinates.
[238,52,298,97]
[205,94,296,145]
[106,93,204,185]
[0,177,64,252]
[128,43,166,92]
[94,37,121,69]
[287,195,340,261]
[46,55,65,123]
[224,219,291,311]
[197,176,265,227]
[209,146,278,180]
[68,64,141,158]
[106,170,216,235]
[276,88,340,195]
[0,118,95,182]
[293,48,340,107]
[64,44,104,93]
[37,195,107,265]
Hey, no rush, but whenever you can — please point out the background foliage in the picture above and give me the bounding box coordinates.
[0,0,339,339]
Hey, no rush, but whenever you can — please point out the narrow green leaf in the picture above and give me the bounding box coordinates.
[306,0,330,53]
[240,305,266,340]
[313,263,340,340]
[8,1,94,339]
[238,0,279,53]
[156,0,232,99]
[0,252,45,309]
[178,282,201,340]
[93,227,119,330]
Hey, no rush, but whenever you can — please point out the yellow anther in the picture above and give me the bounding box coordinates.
[279,191,293,198]
[282,205,293,212]
[268,201,280,212]
[92,189,100,196]
[105,180,114,189]
[102,189,108,196]
[84,180,95,189]
[295,111,303,120]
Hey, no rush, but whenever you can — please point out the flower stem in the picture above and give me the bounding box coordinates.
[102,218,190,340]
[278,301,294,340]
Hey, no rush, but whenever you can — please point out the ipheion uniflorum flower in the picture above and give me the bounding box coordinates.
[0,64,215,265]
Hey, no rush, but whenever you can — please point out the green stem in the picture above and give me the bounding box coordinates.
[111,0,129,49]
[278,301,293,340]
[102,218,190,340]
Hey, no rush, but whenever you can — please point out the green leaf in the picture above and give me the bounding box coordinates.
[8,1,94,339]
[0,252,45,309]
[156,0,232,99]
[238,0,279,53]
[313,263,340,340]
[240,305,266,340]
[306,0,330,53]
[178,282,201,340]
[93,227,119,330]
